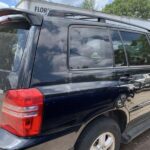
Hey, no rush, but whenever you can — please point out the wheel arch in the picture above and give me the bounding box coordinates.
[74,107,129,147]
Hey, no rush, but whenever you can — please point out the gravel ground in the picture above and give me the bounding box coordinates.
[121,129,150,150]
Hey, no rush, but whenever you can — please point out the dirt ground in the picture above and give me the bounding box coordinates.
[121,129,150,150]
[29,129,150,150]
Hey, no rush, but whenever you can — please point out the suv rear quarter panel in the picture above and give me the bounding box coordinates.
[31,17,120,136]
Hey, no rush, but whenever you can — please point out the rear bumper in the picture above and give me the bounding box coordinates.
[0,129,77,150]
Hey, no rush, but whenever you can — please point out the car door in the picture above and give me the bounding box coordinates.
[110,29,150,121]
[68,25,119,118]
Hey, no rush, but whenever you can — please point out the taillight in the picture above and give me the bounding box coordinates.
[0,88,43,137]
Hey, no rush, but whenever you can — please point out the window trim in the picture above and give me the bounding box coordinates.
[146,33,150,46]
[68,25,114,71]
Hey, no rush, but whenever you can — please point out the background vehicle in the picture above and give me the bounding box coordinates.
[132,74,150,88]
[0,8,149,150]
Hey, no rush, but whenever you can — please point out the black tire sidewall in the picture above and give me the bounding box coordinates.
[75,117,121,150]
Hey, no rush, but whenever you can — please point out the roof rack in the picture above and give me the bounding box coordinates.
[48,10,150,32]
[0,8,43,26]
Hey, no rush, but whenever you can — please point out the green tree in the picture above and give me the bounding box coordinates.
[102,0,150,19]
[82,0,95,10]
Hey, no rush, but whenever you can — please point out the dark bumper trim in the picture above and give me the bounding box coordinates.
[0,129,77,150]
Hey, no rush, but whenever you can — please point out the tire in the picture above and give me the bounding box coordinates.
[75,117,121,150]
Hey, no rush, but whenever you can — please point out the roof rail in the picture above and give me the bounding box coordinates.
[48,10,150,31]
[0,8,43,26]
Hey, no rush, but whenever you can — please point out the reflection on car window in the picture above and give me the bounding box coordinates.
[111,30,127,67]
[69,27,113,69]
[0,26,29,71]
[121,31,150,66]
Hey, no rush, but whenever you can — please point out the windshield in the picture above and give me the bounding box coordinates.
[0,24,29,72]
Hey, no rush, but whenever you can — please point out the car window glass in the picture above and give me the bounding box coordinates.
[0,25,29,71]
[69,27,113,69]
[121,31,150,66]
[110,30,127,67]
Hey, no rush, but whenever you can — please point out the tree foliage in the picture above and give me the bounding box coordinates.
[102,0,150,19]
[82,0,95,10]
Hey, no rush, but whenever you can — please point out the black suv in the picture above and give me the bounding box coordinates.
[0,8,149,150]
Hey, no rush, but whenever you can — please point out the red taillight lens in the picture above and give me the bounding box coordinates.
[0,88,43,137]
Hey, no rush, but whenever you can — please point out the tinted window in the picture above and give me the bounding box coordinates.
[0,26,29,71]
[111,30,127,66]
[69,27,113,69]
[121,31,150,66]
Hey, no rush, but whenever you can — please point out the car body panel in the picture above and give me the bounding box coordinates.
[0,8,149,150]
[115,67,150,120]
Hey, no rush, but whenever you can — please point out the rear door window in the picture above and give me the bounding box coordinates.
[0,25,29,71]
[69,26,113,69]
[120,31,150,66]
